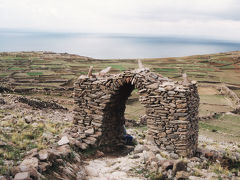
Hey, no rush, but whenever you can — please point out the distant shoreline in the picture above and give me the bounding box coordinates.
[0,32,239,59]
[1,50,240,60]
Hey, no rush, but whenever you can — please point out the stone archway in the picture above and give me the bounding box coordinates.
[73,69,199,157]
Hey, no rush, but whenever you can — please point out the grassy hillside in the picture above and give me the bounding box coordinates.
[0,51,240,177]
[1,51,240,89]
[0,51,240,141]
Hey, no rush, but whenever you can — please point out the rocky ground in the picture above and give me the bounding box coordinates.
[83,128,240,180]
[0,51,240,179]
[0,93,74,178]
[84,153,142,180]
[0,92,239,179]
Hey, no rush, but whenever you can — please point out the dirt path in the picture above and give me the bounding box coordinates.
[84,154,144,180]
[83,133,240,180]
[83,128,147,180]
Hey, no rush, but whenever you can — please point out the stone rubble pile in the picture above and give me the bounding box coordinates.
[73,69,199,157]
[11,140,85,180]
[132,143,240,179]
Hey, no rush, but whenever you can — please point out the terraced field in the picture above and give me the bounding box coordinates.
[1,51,240,89]
[1,51,240,142]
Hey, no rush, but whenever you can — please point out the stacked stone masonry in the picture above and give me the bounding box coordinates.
[73,69,199,157]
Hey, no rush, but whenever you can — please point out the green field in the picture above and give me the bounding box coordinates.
[199,114,240,142]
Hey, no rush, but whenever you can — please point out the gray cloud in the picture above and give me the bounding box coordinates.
[110,0,240,21]
[0,0,240,41]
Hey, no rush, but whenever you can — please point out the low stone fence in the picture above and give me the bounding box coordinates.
[17,96,68,110]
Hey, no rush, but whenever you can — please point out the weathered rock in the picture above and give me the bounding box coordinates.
[85,128,94,136]
[38,150,48,161]
[134,144,144,154]
[14,172,31,180]
[19,157,38,172]
[58,136,69,146]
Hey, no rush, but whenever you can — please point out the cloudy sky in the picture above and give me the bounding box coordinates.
[0,0,240,41]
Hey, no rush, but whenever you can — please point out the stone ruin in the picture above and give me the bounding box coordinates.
[73,66,199,157]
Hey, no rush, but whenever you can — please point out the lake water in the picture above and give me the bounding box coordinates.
[0,31,239,59]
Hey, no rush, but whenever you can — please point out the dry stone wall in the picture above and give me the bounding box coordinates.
[73,69,199,157]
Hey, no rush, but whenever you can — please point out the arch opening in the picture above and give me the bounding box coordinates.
[102,82,137,149]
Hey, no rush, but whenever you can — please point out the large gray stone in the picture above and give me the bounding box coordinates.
[14,172,31,180]
[57,136,69,146]
[19,157,38,172]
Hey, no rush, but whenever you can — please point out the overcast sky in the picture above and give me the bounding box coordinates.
[0,0,240,41]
